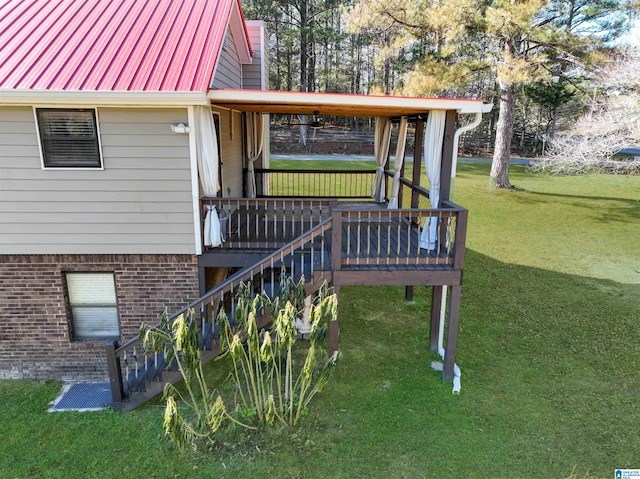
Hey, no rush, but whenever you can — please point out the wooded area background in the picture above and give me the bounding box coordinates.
[241,0,639,186]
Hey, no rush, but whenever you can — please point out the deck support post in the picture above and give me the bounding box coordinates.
[429,285,443,353]
[329,285,340,355]
[329,208,342,355]
[198,264,206,296]
[443,285,462,381]
[405,286,413,302]
[331,210,342,272]
[411,117,425,206]
[406,117,426,301]
[439,110,458,203]
[105,340,125,409]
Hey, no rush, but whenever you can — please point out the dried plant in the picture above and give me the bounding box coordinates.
[140,272,339,454]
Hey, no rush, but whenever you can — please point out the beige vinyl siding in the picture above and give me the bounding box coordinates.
[211,31,243,89]
[213,107,244,197]
[0,106,195,254]
[243,22,267,90]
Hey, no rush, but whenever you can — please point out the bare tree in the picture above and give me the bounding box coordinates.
[534,51,640,175]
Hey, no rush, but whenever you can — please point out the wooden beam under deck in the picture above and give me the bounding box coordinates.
[331,269,461,287]
[198,251,271,268]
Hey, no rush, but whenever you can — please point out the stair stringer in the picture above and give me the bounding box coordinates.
[111,218,334,411]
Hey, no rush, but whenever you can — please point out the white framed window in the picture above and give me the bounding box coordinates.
[66,273,120,340]
[35,108,103,169]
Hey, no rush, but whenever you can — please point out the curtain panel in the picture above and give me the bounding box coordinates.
[420,111,446,250]
[196,106,223,247]
[245,112,265,198]
[371,117,392,203]
[387,116,409,209]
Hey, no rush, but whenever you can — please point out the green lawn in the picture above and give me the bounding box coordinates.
[2,163,639,478]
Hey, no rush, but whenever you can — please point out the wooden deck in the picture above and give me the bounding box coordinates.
[107,120,470,411]
[201,199,460,273]
[340,218,453,268]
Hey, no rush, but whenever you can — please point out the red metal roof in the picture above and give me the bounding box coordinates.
[0,0,250,92]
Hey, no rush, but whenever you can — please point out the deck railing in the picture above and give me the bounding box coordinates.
[106,217,334,411]
[108,194,468,410]
[334,206,464,268]
[252,167,431,207]
[253,168,377,198]
[200,197,333,249]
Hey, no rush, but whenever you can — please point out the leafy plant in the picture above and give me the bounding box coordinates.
[140,309,251,454]
[140,272,339,453]
[217,273,339,427]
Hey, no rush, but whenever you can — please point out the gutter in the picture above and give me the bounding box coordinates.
[433,109,489,394]
[0,90,210,107]
[452,111,485,178]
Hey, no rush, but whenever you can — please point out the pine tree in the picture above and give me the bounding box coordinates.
[345,0,637,187]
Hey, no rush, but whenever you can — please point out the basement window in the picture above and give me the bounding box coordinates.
[36,108,103,168]
[66,273,120,340]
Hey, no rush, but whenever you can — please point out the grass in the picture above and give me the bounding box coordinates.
[2,162,639,478]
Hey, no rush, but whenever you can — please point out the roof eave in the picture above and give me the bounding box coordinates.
[208,89,493,116]
[0,90,210,107]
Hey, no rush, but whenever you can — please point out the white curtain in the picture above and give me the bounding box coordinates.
[196,106,223,247]
[420,111,446,250]
[371,117,392,203]
[387,116,409,209]
[245,112,265,198]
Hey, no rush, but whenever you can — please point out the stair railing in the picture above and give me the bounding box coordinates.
[106,217,333,410]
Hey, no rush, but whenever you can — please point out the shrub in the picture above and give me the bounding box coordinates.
[140,275,338,453]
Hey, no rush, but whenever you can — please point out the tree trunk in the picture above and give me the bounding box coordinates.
[550,106,558,138]
[298,115,308,146]
[299,0,309,92]
[490,82,516,188]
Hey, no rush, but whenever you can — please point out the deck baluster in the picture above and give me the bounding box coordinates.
[366,211,371,264]
[376,222,381,265]
[386,218,391,265]
[259,263,265,296]
[269,257,275,298]
[396,214,401,259]
[321,231,326,271]
[123,351,129,392]
[133,346,139,390]
[235,200,240,248]
[271,200,275,244]
[346,212,351,265]
[356,211,361,262]
[281,202,286,241]
[405,214,411,265]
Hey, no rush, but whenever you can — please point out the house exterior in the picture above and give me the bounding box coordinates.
[0,0,269,380]
[0,0,491,408]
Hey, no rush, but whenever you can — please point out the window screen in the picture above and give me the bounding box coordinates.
[37,109,102,168]
[66,273,119,340]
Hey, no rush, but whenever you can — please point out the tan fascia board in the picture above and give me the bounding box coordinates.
[208,89,493,115]
[0,90,210,107]
[229,0,252,64]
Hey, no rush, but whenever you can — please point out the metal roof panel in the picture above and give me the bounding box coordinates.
[0,0,250,92]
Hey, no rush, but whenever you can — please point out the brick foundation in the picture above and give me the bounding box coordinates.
[0,254,199,381]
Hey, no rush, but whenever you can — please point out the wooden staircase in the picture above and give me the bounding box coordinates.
[106,197,470,411]
[106,219,334,412]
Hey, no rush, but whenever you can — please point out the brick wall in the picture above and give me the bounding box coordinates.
[0,254,199,381]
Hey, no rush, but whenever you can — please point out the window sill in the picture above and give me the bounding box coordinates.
[70,339,118,350]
